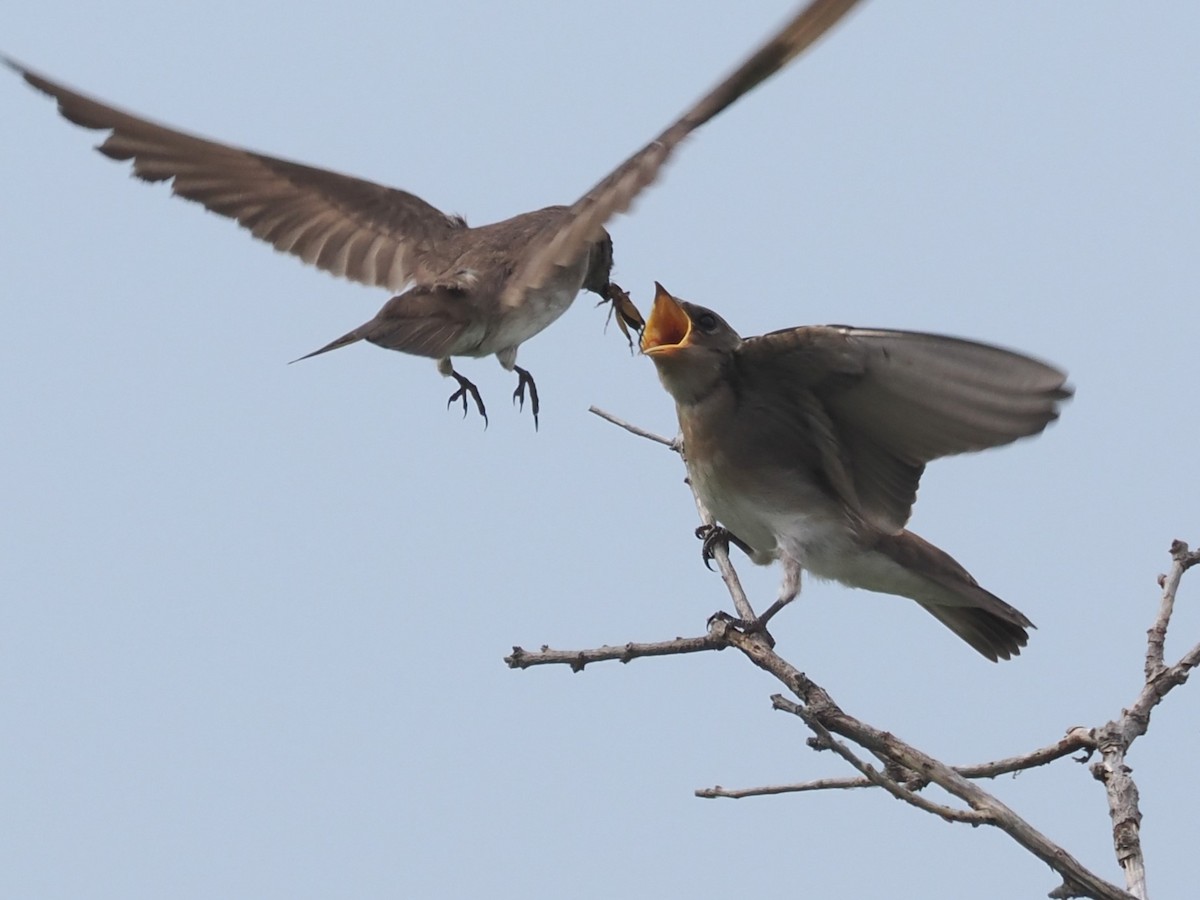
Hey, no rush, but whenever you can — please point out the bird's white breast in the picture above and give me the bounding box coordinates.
[484,266,585,358]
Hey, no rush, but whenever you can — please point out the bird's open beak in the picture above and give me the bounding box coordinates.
[640,283,692,355]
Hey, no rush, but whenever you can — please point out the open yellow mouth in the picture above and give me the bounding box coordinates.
[640,283,692,354]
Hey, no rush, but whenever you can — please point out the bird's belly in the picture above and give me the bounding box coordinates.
[484,283,578,355]
[702,477,932,600]
[690,456,844,566]
[771,520,935,602]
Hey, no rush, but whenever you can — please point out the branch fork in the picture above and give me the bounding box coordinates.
[504,407,1196,900]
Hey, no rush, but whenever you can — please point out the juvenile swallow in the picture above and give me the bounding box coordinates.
[642,284,1072,661]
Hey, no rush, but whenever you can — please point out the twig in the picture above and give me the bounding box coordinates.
[505,634,723,671]
[771,695,988,824]
[589,405,759,622]
[956,728,1097,778]
[588,405,678,450]
[696,727,1097,799]
[1145,539,1200,679]
[689,501,759,623]
[696,776,871,799]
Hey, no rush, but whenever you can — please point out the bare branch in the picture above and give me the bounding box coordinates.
[697,727,1097,800]
[717,625,1134,900]
[1145,538,1200,678]
[1092,539,1199,900]
[513,410,1155,900]
[1050,881,1097,900]
[588,405,679,450]
[505,634,725,671]
[956,727,1097,779]
[688,501,759,623]
[696,776,872,799]
[772,695,988,824]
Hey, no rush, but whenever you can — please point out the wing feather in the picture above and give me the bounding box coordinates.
[499,0,863,311]
[738,326,1072,529]
[5,58,466,293]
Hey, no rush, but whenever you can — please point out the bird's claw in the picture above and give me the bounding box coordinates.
[706,610,777,648]
[695,523,751,570]
[511,365,540,430]
[447,372,488,428]
[696,524,723,571]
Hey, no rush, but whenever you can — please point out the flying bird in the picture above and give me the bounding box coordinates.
[5,0,862,427]
[641,284,1072,661]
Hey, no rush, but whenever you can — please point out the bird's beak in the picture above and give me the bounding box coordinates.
[641,283,692,355]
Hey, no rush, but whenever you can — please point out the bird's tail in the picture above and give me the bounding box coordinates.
[289,327,366,364]
[919,601,1033,663]
[875,530,1034,662]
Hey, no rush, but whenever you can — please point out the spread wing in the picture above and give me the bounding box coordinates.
[499,0,863,311]
[737,326,1072,530]
[5,57,467,292]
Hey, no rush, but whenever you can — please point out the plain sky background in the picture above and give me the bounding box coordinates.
[3,2,1198,897]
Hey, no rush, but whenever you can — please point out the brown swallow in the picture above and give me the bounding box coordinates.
[641,284,1072,661]
[4,0,861,427]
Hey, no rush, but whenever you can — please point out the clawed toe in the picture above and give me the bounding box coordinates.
[696,524,724,571]
[512,365,540,430]
[447,372,488,427]
[695,524,751,570]
[706,610,777,648]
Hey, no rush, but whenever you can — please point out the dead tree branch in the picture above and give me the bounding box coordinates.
[694,726,1097,799]
[1088,539,1200,900]
[505,634,723,671]
[507,408,1200,900]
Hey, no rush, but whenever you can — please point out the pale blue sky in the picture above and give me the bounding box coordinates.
[2,2,1198,898]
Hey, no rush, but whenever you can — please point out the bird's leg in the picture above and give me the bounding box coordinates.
[438,358,488,427]
[705,552,800,648]
[695,524,754,571]
[511,365,539,430]
[746,558,802,632]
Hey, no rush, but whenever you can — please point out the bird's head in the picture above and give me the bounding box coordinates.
[582,231,615,297]
[640,283,741,405]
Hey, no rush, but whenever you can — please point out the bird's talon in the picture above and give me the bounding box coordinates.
[512,365,540,430]
[707,610,736,629]
[446,373,488,427]
[707,610,776,647]
[695,524,731,569]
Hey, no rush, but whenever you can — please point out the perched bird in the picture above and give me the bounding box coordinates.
[641,284,1072,661]
[5,0,861,427]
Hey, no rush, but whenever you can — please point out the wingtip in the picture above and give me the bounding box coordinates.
[2,55,63,99]
[1,53,30,79]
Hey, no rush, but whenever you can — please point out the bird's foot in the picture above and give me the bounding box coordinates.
[707,610,777,649]
[512,365,540,430]
[695,524,753,571]
[447,372,488,427]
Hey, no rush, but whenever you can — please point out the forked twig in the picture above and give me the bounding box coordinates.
[508,407,1199,900]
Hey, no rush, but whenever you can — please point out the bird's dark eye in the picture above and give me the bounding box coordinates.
[696,312,718,332]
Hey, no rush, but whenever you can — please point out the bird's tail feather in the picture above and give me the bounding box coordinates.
[875,530,1034,662]
[920,603,1032,663]
[289,327,366,364]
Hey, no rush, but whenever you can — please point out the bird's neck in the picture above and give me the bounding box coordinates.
[654,354,732,408]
